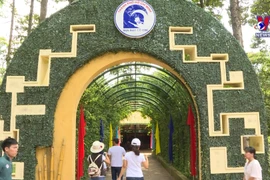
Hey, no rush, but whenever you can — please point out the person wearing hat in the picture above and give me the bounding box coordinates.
[117,138,149,180]
[88,141,110,180]
[108,138,126,180]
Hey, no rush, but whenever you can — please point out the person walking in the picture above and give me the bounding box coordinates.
[243,146,262,180]
[117,138,149,180]
[108,138,126,180]
[0,137,19,180]
[88,141,110,180]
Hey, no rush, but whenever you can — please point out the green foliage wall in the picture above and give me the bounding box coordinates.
[0,0,268,179]
[149,104,192,178]
[139,70,193,177]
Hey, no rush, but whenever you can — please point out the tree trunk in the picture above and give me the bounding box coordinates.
[39,0,48,23]
[6,0,15,66]
[229,0,244,48]
[27,0,34,35]
[200,0,204,8]
[68,0,75,4]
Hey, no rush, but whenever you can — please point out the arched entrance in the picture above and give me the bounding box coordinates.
[0,0,268,179]
[52,52,200,180]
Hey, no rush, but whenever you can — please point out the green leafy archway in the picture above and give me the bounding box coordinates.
[80,62,193,178]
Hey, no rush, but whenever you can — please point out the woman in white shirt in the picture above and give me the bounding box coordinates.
[243,146,262,180]
[117,138,149,180]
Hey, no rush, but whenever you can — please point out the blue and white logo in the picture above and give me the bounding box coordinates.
[114,0,156,38]
[257,21,267,31]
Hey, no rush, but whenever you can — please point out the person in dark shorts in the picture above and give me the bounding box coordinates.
[108,138,126,180]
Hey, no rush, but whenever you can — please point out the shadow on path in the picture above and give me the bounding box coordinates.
[106,152,174,180]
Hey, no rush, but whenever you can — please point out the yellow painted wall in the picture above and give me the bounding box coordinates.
[35,147,52,180]
[120,111,151,125]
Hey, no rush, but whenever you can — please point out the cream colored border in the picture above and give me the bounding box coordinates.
[12,162,24,179]
[210,147,244,174]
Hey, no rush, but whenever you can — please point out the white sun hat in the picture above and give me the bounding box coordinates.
[90,141,105,153]
[131,138,141,146]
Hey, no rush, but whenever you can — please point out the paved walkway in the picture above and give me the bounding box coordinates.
[106,152,174,180]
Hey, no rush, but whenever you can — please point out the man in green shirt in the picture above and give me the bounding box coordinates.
[0,137,18,180]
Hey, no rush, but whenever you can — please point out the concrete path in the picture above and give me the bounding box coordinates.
[105,152,174,180]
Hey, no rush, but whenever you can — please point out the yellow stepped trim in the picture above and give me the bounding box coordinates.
[0,25,95,180]
[169,26,264,174]
[210,147,244,174]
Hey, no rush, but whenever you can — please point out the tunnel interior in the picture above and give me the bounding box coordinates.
[77,61,197,177]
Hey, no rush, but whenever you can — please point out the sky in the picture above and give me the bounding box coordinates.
[0,0,269,53]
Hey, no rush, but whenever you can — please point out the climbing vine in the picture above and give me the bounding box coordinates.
[78,77,132,179]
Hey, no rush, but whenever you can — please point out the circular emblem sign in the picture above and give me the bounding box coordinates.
[114,0,156,38]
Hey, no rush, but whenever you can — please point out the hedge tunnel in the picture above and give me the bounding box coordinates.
[0,0,268,179]
[90,62,189,109]
[79,61,194,179]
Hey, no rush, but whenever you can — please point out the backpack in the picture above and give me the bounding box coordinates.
[88,154,102,177]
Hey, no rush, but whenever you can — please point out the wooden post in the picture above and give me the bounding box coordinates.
[57,140,65,180]
[38,167,42,180]
[44,154,47,180]
[50,147,54,180]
